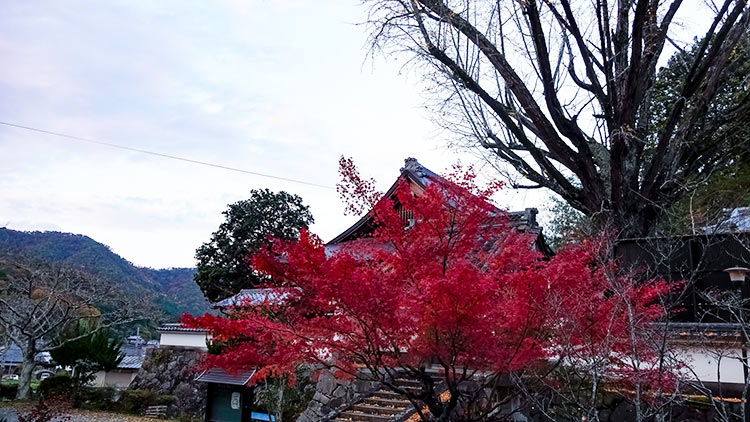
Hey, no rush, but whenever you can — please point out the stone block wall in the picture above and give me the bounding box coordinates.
[296,368,379,422]
[129,347,207,417]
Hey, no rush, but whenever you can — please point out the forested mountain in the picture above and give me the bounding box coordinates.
[0,228,211,336]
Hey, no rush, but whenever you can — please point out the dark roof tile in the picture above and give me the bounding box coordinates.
[214,288,294,308]
[196,367,256,385]
[158,323,209,333]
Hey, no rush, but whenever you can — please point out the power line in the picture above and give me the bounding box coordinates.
[0,120,334,190]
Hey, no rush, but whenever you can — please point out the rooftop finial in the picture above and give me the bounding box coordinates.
[401,157,425,176]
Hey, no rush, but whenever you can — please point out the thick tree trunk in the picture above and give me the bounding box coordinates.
[276,382,284,422]
[615,201,662,239]
[585,192,661,239]
[16,343,36,400]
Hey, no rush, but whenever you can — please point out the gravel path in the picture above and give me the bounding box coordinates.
[0,407,169,422]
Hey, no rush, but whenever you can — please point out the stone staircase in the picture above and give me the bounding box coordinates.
[330,371,444,422]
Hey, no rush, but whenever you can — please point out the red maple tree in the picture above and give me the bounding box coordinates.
[185,159,674,421]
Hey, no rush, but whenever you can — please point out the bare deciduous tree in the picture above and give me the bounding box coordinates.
[0,258,145,399]
[363,0,750,236]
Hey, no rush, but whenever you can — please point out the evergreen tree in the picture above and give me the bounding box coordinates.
[50,321,123,385]
[195,189,314,302]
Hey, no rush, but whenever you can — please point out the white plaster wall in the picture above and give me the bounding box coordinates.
[159,332,210,350]
[677,345,746,385]
[93,370,107,387]
[92,370,137,388]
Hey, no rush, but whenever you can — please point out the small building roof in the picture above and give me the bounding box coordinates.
[117,354,146,370]
[195,367,256,385]
[158,322,209,333]
[0,345,23,365]
[702,207,750,234]
[214,288,293,309]
[111,343,148,371]
[0,345,49,366]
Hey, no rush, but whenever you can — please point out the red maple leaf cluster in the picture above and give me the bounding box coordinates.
[184,159,675,419]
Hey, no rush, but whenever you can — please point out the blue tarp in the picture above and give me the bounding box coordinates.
[251,412,275,422]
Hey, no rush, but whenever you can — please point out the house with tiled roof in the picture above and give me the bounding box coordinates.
[92,338,152,388]
[0,344,50,379]
[152,296,278,356]
[0,344,27,377]
[157,322,211,351]
[328,157,550,254]
[209,158,550,316]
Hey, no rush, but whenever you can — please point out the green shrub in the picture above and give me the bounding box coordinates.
[0,382,18,399]
[37,374,73,399]
[118,389,178,415]
[78,387,117,411]
[156,394,176,406]
[119,389,159,414]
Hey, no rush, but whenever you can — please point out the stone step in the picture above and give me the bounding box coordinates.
[335,410,394,422]
[362,397,411,407]
[393,378,422,387]
[369,390,403,399]
[351,404,404,415]
[332,371,451,422]
[423,370,445,381]
[386,380,421,390]
[393,384,421,393]
[393,374,442,384]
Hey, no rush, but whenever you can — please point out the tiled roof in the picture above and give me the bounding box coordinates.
[158,322,209,333]
[507,208,541,233]
[2,341,146,371]
[214,288,293,308]
[118,354,145,370]
[0,345,49,365]
[0,345,23,364]
[195,367,256,385]
[702,207,750,234]
[327,158,544,245]
[661,322,743,343]
[399,157,442,187]
[114,343,147,370]
[127,335,145,345]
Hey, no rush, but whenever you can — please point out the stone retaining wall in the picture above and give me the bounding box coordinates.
[296,368,379,422]
[129,348,206,417]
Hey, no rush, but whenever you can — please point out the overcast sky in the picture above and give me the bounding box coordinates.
[0,0,535,268]
[0,1,711,268]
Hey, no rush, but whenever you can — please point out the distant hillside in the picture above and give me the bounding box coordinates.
[0,228,211,332]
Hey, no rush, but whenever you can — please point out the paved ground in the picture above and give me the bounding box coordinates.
[0,407,169,422]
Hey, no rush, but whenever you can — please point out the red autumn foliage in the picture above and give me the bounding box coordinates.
[185,159,675,420]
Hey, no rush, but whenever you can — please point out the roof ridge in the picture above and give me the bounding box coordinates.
[400,157,427,177]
